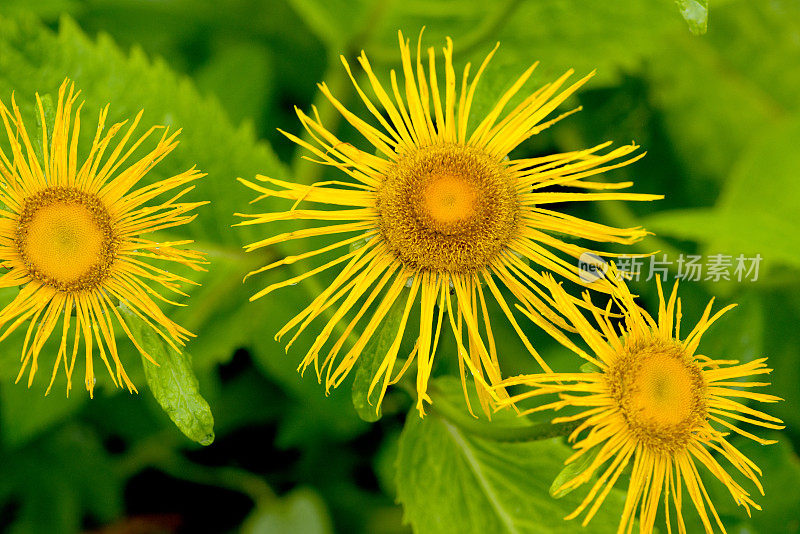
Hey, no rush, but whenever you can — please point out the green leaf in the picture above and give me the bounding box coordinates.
[293,0,683,91]
[645,116,800,277]
[242,488,334,534]
[351,291,408,422]
[549,447,598,499]
[675,0,709,35]
[120,304,215,446]
[645,0,799,180]
[645,39,778,181]
[396,379,627,534]
[0,13,288,249]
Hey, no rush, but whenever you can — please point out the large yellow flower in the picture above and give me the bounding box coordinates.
[237,31,660,415]
[0,80,206,396]
[499,273,783,533]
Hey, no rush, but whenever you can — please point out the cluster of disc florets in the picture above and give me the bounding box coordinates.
[607,337,707,454]
[377,143,519,273]
[15,186,118,292]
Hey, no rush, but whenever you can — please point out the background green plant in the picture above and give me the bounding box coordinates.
[0,0,797,533]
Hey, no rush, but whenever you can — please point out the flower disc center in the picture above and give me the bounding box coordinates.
[629,353,695,426]
[17,187,117,291]
[377,144,518,273]
[609,339,706,452]
[421,174,477,226]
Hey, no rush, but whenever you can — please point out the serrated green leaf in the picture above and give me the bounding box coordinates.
[120,304,215,446]
[675,0,709,35]
[351,293,407,422]
[395,378,627,534]
[0,13,288,249]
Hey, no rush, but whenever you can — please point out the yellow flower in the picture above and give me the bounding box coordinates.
[499,273,783,533]
[237,31,660,415]
[0,80,207,396]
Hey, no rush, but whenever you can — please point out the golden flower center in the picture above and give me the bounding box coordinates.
[609,339,706,453]
[422,174,477,225]
[16,187,117,291]
[377,144,518,273]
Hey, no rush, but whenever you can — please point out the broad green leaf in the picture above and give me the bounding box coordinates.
[645,116,800,275]
[645,37,778,181]
[242,488,334,534]
[645,0,798,181]
[396,378,627,534]
[351,293,408,422]
[290,0,683,106]
[704,0,800,115]
[675,0,709,35]
[120,305,215,446]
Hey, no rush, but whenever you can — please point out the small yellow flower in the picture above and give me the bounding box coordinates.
[0,80,207,396]
[499,273,783,533]
[238,31,660,415]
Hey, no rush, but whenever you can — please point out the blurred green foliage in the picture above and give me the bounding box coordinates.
[0,0,797,533]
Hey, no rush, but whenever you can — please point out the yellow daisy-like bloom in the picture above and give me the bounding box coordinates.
[499,273,783,533]
[0,80,207,396]
[237,31,660,415]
